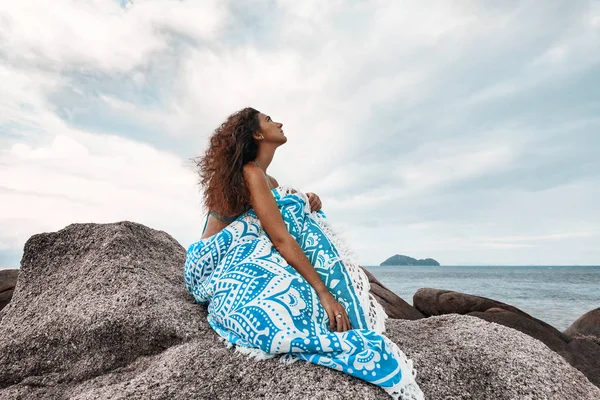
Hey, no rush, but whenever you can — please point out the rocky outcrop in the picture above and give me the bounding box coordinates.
[0,222,202,388]
[386,315,599,400]
[414,288,600,387]
[361,267,424,320]
[0,222,599,399]
[565,308,600,344]
[0,269,18,312]
[380,255,439,266]
[413,288,569,341]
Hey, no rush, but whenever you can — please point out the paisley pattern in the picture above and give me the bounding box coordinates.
[184,186,423,399]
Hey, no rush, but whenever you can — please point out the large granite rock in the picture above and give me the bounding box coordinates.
[361,267,424,320]
[413,288,570,341]
[565,308,600,344]
[386,315,599,400]
[1,222,599,399]
[0,221,203,388]
[0,269,19,312]
[414,289,600,387]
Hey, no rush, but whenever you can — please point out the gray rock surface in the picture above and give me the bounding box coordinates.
[413,289,600,387]
[386,315,600,400]
[1,222,599,400]
[0,221,202,388]
[0,269,19,312]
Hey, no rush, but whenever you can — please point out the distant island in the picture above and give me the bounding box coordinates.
[380,254,440,266]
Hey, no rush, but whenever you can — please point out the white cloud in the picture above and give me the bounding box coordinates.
[11,135,89,159]
[0,130,205,256]
[481,232,597,243]
[0,0,599,267]
[0,0,226,71]
[393,143,515,194]
[589,1,600,28]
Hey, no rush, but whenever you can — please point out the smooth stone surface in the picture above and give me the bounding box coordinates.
[565,308,600,344]
[413,288,570,341]
[0,269,19,312]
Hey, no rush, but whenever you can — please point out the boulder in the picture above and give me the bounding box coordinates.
[567,338,600,388]
[360,267,424,320]
[413,289,600,388]
[565,308,600,344]
[468,308,600,387]
[413,288,570,342]
[0,269,19,312]
[0,221,203,388]
[387,315,599,400]
[1,222,599,399]
[467,309,570,355]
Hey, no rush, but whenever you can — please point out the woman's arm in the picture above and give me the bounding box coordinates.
[243,164,350,332]
[244,166,323,290]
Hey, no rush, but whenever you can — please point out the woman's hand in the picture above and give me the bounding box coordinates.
[306,192,322,212]
[317,290,352,332]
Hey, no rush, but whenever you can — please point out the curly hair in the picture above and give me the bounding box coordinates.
[192,107,261,218]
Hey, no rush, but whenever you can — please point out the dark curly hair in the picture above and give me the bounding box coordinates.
[192,107,261,218]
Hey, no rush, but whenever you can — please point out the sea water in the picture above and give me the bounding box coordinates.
[363,265,600,331]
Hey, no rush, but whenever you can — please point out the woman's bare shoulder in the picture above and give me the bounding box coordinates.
[242,162,262,178]
[267,174,279,187]
[242,163,278,188]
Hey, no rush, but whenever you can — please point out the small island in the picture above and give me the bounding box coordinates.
[380,254,440,266]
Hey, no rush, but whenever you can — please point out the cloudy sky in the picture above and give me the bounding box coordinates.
[1,0,599,268]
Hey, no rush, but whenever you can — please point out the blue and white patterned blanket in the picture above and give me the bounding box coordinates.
[184,186,423,399]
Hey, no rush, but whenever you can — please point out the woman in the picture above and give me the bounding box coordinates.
[184,107,423,399]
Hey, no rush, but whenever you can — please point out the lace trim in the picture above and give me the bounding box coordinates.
[219,335,302,367]
[383,339,424,399]
[219,336,277,361]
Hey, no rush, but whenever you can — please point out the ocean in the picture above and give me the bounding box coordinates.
[363,265,600,332]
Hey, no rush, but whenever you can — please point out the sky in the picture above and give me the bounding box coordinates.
[0,0,599,268]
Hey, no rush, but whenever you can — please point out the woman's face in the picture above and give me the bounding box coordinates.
[257,112,286,145]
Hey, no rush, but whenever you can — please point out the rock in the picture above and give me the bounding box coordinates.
[468,309,600,386]
[565,308,600,344]
[414,289,600,388]
[0,269,19,312]
[563,308,600,387]
[467,309,570,355]
[360,267,424,320]
[413,288,570,342]
[1,222,599,399]
[567,338,600,388]
[0,221,203,388]
[387,315,600,400]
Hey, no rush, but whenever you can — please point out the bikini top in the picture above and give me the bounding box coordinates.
[208,160,271,224]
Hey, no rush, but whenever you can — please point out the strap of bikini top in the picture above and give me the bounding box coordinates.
[254,160,272,187]
[209,211,234,223]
